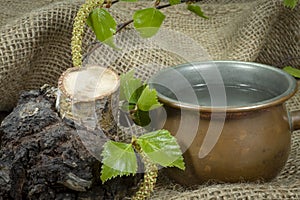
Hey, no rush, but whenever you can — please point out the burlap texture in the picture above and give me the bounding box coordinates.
[1,0,300,198]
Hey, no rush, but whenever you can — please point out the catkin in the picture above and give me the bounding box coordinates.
[71,0,104,67]
[132,143,158,200]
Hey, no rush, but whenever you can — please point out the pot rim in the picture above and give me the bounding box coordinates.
[148,61,298,113]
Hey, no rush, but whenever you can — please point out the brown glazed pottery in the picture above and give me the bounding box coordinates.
[148,61,300,185]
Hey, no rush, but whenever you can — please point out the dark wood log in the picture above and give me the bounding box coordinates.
[0,87,141,200]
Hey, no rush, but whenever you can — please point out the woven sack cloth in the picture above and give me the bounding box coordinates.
[1,0,300,111]
[0,0,300,199]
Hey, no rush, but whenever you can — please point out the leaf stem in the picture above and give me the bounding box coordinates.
[154,0,161,7]
[125,109,137,137]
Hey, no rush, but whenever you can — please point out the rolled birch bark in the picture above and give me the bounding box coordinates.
[57,65,119,136]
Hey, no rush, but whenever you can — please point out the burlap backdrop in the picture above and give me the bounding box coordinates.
[1,0,300,199]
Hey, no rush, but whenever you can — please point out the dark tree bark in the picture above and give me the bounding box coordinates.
[0,88,141,200]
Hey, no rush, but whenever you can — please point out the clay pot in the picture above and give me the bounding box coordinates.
[149,61,300,185]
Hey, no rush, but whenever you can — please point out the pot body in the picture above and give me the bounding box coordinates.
[162,104,291,185]
[148,61,298,185]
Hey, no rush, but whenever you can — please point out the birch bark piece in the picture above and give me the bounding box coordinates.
[57,65,119,135]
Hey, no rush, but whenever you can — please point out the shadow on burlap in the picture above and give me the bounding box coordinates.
[0,0,300,199]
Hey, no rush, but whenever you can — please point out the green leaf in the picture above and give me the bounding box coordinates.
[283,66,300,78]
[187,4,208,19]
[137,85,162,111]
[132,109,151,127]
[101,164,129,184]
[120,70,143,102]
[129,85,147,104]
[169,0,181,5]
[137,130,185,170]
[283,0,298,8]
[100,141,137,183]
[133,8,166,38]
[121,0,138,2]
[87,8,117,48]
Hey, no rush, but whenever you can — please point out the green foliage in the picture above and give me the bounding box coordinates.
[101,141,137,183]
[187,4,208,19]
[85,1,209,48]
[101,70,185,187]
[169,0,181,6]
[120,70,162,127]
[132,109,151,127]
[119,70,143,102]
[283,0,299,8]
[129,85,147,104]
[283,66,300,78]
[133,8,166,38]
[87,8,117,48]
[100,130,185,183]
[81,1,210,197]
[137,130,185,170]
[137,86,162,111]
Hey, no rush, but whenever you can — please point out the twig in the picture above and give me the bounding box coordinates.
[104,0,119,8]
[83,0,204,63]
[156,3,171,9]
[279,57,300,67]
[83,2,173,62]
[115,3,172,33]
[111,0,119,4]
[112,0,204,35]
[116,19,134,34]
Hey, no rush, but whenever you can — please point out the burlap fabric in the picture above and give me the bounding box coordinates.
[0,0,300,199]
